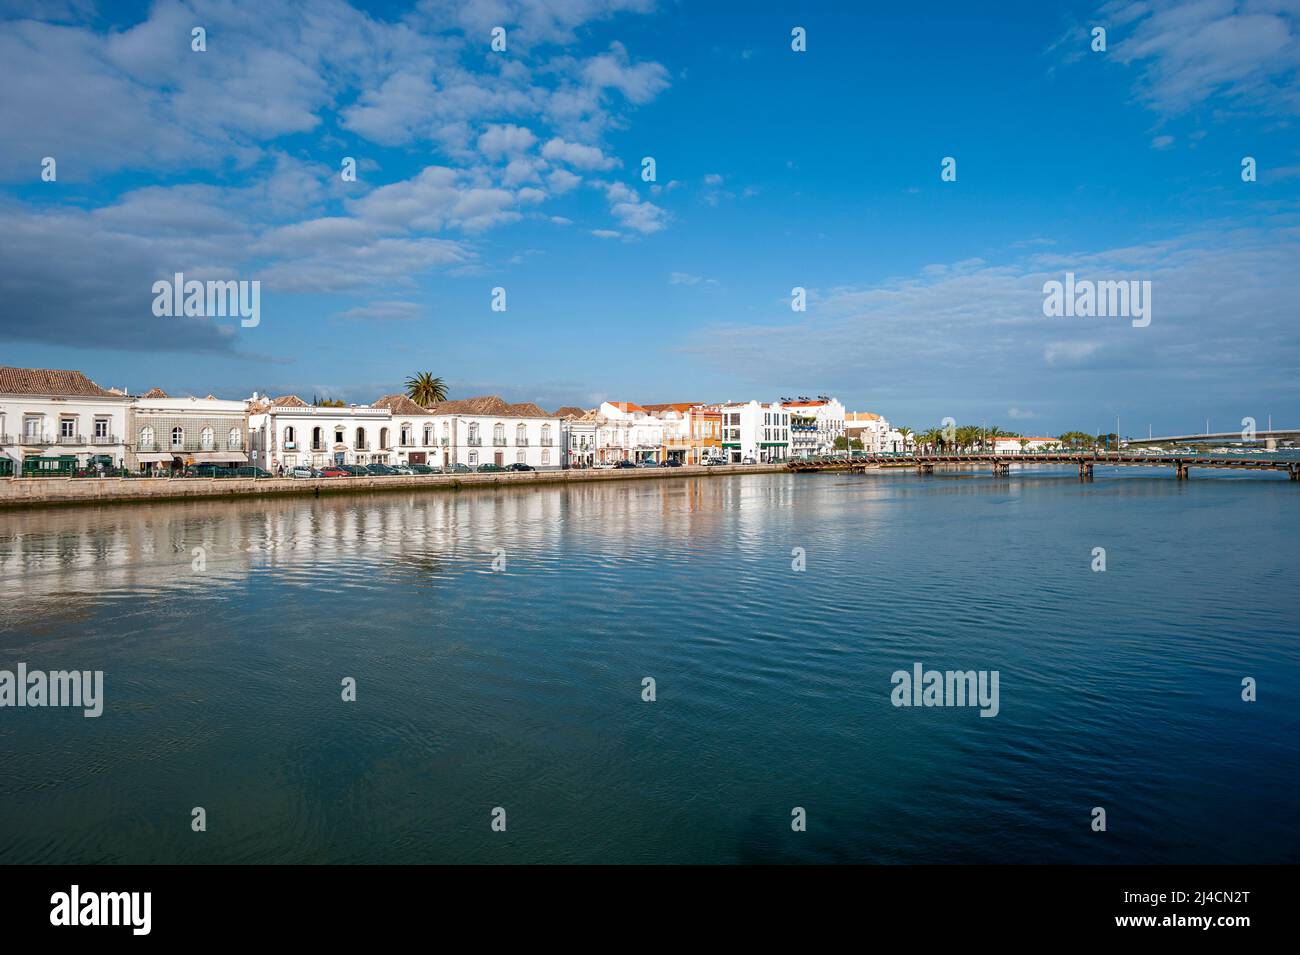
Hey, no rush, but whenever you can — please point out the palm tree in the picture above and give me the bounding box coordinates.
[896,427,913,453]
[405,372,447,406]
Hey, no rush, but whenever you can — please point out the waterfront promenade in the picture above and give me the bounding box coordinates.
[0,462,788,510]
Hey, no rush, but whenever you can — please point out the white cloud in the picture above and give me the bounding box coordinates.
[541,137,619,170]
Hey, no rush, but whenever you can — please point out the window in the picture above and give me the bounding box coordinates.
[201,427,214,450]
[355,427,366,450]
[94,418,109,439]
[60,418,76,438]
[469,451,478,465]
[401,424,412,446]
[171,427,184,448]
[228,428,241,449]
[468,423,479,443]
[494,423,506,445]
[379,427,390,450]
[335,429,344,447]
[517,451,525,463]
[423,424,433,446]
[541,449,550,466]
[541,424,551,445]
[284,426,295,448]
[311,426,322,450]
[139,426,155,449]
[516,423,526,445]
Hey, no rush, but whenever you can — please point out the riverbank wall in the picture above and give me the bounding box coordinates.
[0,463,791,511]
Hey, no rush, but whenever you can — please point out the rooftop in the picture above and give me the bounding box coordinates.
[0,366,118,398]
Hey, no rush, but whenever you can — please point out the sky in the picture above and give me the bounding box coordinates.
[1,0,1298,436]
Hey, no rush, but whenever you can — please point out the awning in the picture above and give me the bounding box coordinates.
[191,451,247,463]
[136,452,176,463]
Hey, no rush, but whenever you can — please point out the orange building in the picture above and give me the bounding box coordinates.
[643,402,723,464]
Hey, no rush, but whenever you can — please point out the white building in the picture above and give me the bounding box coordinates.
[595,401,664,465]
[993,436,1059,454]
[554,407,596,468]
[423,396,561,470]
[718,400,790,463]
[128,388,249,473]
[845,412,909,453]
[371,394,444,467]
[782,396,845,457]
[0,366,131,475]
[248,395,393,470]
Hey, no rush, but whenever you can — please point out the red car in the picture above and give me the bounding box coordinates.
[318,465,350,477]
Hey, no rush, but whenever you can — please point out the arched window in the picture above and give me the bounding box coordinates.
[494,423,506,445]
[379,427,390,450]
[423,424,433,446]
[311,426,322,450]
[516,423,526,445]
[355,427,366,450]
[468,423,479,444]
[139,426,154,449]
[541,424,551,445]
[171,426,184,448]
[400,423,412,446]
[228,428,241,449]
[201,426,214,450]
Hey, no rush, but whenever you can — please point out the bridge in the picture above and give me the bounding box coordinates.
[1125,429,1299,450]
[787,451,1300,481]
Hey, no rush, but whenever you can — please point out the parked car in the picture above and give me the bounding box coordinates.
[391,463,414,475]
[289,466,321,479]
[660,459,682,467]
[365,463,398,476]
[742,456,757,465]
[476,463,506,472]
[337,464,368,476]
[702,457,725,466]
[592,462,615,470]
[187,464,232,478]
[507,463,535,472]
[637,460,659,468]
[234,466,272,478]
[409,464,436,474]
[613,460,638,469]
[443,463,472,474]
[318,465,350,478]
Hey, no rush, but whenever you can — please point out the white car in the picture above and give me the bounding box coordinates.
[392,463,414,475]
[289,466,319,479]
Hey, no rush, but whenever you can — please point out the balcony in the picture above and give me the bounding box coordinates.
[516,438,529,446]
[440,437,449,446]
[91,434,118,445]
[57,433,84,445]
[467,437,482,447]
[354,442,372,451]
[540,439,554,446]
[493,438,507,446]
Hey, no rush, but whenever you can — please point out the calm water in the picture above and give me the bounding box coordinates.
[1,468,1297,864]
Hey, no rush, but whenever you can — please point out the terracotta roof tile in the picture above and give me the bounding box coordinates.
[140,387,169,398]
[425,395,556,418]
[0,366,118,397]
[372,394,430,416]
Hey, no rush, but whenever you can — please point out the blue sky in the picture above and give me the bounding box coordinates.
[1,0,1298,436]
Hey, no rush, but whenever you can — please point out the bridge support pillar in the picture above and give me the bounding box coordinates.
[916,464,933,475]
[1175,463,1190,480]
[1266,437,1278,451]
[1078,462,1093,482]
[1290,465,1298,482]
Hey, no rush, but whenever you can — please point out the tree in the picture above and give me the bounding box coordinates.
[312,396,345,407]
[405,372,448,406]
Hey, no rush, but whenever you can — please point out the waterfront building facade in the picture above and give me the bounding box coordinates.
[423,396,561,469]
[993,436,1059,453]
[719,400,790,463]
[248,396,393,471]
[0,367,131,475]
[643,403,722,464]
[845,412,908,453]
[782,397,845,457]
[129,389,250,473]
[371,394,443,466]
[555,407,596,469]
[595,401,664,464]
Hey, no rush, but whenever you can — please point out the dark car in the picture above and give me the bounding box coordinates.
[337,464,368,476]
[660,459,682,467]
[476,463,506,473]
[365,463,398,476]
[613,460,637,469]
[187,464,233,478]
[409,464,436,474]
[443,463,472,474]
[507,463,535,472]
[637,460,658,468]
[318,465,349,477]
[234,465,272,478]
